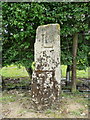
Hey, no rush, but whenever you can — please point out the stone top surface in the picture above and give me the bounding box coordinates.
[35,23,60,48]
[37,23,60,30]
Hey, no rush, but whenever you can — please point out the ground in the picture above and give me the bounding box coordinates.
[1,89,88,118]
[0,65,89,118]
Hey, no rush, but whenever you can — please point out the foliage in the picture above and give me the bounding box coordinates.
[2,2,90,72]
[2,2,44,69]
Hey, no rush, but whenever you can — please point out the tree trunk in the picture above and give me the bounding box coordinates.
[71,33,78,92]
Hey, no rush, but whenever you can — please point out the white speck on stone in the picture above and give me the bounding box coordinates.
[81,113,86,116]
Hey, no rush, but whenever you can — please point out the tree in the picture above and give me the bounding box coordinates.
[72,33,78,92]
[2,2,89,84]
[2,2,45,78]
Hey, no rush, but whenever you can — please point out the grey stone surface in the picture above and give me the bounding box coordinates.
[31,24,61,109]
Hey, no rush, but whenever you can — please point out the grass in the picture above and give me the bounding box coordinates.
[0,95,16,103]
[60,92,88,117]
[61,65,88,78]
[18,109,27,114]
[61,92,88,107]
[77,69,88,78]
[45,109,52,114]
[0,64,89,78]
[70,111,81,116]
[0,64,29,78]
[70,108,86,116]
[61,65,67,78]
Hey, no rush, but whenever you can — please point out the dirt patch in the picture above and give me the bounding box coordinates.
[1,90,89,118]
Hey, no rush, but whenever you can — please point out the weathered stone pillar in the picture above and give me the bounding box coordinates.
[31,24,61,110]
